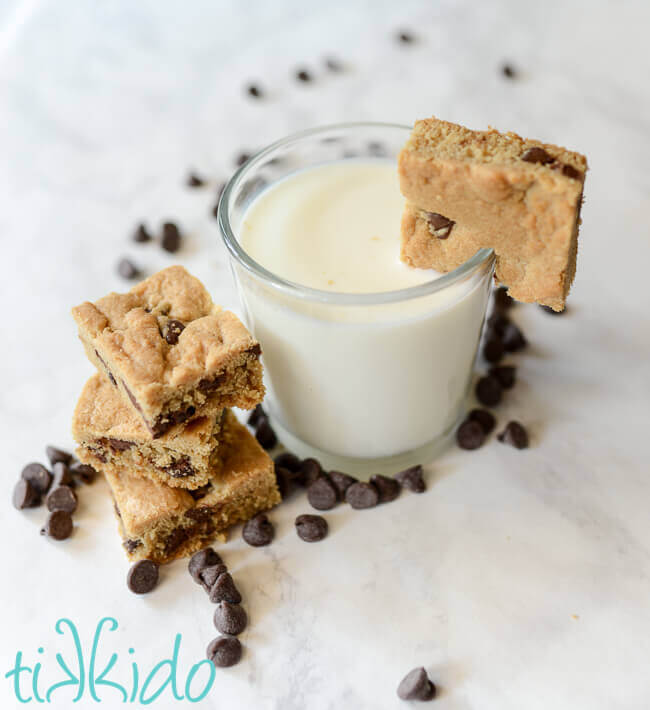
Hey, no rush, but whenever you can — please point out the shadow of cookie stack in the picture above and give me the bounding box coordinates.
[70,265,280,564]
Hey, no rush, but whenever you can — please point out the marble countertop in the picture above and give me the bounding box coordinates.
[2,0,650,708]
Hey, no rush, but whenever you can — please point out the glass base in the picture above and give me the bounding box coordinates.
[269,411,463,478]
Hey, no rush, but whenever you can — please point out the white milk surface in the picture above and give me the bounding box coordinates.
[236,161,490,464]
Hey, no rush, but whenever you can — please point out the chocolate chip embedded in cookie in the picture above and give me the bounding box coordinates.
[521,146,554,164]
[425,212,455,239]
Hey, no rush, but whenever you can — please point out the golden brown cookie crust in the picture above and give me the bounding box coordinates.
[72,266,264,435]
[398,117,587,310]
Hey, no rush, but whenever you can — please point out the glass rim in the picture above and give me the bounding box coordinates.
[218,121,494,306]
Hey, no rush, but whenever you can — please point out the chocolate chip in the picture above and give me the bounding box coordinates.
[502,322,527,352]
[213,601,248,636]
[188,483,212,501]
[246,83,263,98]
[189,547,223,583]
[521,146,553,164]
[41,510,73,540]
[21,463,52,495]
[456,419,485,450]
[397,30,415,44]
[489,365,516,389]
[207,636,242,668]
[307,476,338,511]
[482,336,504,363]
[124,538,142,554]
[69,461,97,484]
[395,465,426,493]
[552,162,581,180]
[117,257,140,280]
[199,564,228,591]
[208,572,242,604]
[51,462,74,488]
[275,466,295,499]
[46,446,72,467]
[370,474,401,503]
[368,141,386,156]
[187,172,205,187]
[13,479,40,509]
[397,667,436,701]
[540,304,566,315]
[298,457,323,487]
[247,404,266,427]
[468,408,496,435]
[486,313,510,338]
[325,57,343,72]
[497,421,529,449]
[295,69,312,82]
[161,222,182,253]
[493,286,514,311]
[328,470,357,499]
[425,212,455,239]
[127,559,159,594]
[274,452,301,472]
[255,417,277,450]
[133,223,152,243]
[295,514,328,542]
[242,513,274,546]
[46,485,78,513]
[235,152,250,167]
[501,63,517,79]
[475,375,502,407]
[163,319,185,345]
[345,481,379,509]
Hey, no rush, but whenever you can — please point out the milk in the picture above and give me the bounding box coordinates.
[235,161,492,467]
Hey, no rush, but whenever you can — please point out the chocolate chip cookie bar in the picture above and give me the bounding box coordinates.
[72,266,264,436]
[105,410,281,564]
[399,117,588,311]
[72,373,224,489]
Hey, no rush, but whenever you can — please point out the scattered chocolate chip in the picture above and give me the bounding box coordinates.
[133,223,152,243]
[246,83,263,98]
[521,146,553,164]
[295,68,312,82]
[274,452,302,472]
[127,559,159,594]
[307,476,338,511]
[117,257,140,280]
[493,286,514,311]
[298,457,323,487]
[247,404,266,427]
[328,470,357,499]
[425,212,455,239]
[21,463,52,495]
[501,63,517,79]
[370,474,401,503]
[552,162,581,180]
[475,375,502,407]
[540,304,566,315]
[69,461,97,484]
[207,636,242,668]
[397,30,415,44]
[497,421,529,449]
[46,446,72,467]
[456,419,485,450]
[45,485,78,513]
[189,547,223,583]
[368,141,386,156]
[199,564,228,591]
[295,514,328,542]
[489,365,516,389]
[208,572,242,604]
[51,462,74,488]
[242,513,274,547]
[325,57,343,72]
[502,322,527,352]
[235,152,250,167]
[186,172,205,187]
[482,336,504,363]
[486,313,510,338]
[13,479,40,509]
[468,408,496,435]
[163,319,185,345]
[397,667,436,701]
[213,601,248,636]
[395,465,425,493]
[255,417,277,449]
[161,222,182,253]
[275,466,295,499]
[41,510,73,540]
[345,481,379,509]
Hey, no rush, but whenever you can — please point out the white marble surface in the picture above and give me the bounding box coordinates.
[2,0,650,708]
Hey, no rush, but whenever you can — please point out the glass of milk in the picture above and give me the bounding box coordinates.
[219,124,494,475]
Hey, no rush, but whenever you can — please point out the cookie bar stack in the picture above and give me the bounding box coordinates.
[70,266,280,564]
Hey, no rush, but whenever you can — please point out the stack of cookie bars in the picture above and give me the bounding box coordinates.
[70,266,280,564]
